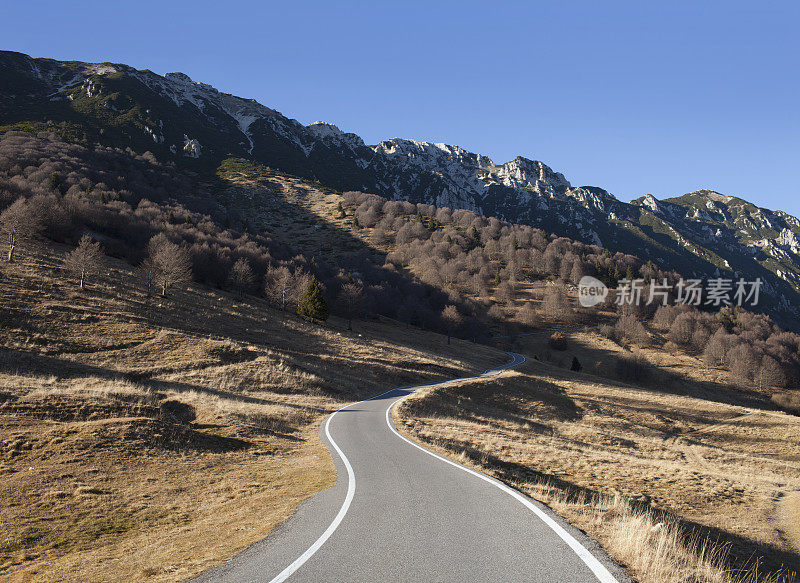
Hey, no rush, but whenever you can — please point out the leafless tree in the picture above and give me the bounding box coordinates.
[615,314,650,346]
[441,304,462,345]
[691,326,711,352]
[599,324,615,339]
[484,239,503,261]
[440,260,462,289]
[265,266,308,311]
[668,312,696,346]
[229,257,255,297]
[265,265,293,310]
[356,206,380,228]
[371,225,391,245]
[337,282,364,330]
[543,249,561,276]
[63,234,103,289]
[136,257,159,296]
[652,305,679,331]
[517,301,538,326]
[615,352,650,382]
[542,285,572,320]
[757,355,787,390]
[145,234,193,296]
[1,198,42,262]
[504,260,521,283]
[570,260,585,285]
[729,343,757,386]
[487,303,506,321]
[496,280,516,305]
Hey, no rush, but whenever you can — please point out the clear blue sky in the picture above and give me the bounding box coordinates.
[5,1,799,215]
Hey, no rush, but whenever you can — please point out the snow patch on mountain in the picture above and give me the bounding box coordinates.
[778,228,800,254]
[144,126,164,144]
[182,135,201,158]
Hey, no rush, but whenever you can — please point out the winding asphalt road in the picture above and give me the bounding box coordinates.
[193,353,630,583]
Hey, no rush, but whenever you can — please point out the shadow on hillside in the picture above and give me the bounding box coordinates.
[407,375,583,426]
[633,220,799,330]
[116,288,486,401]
[0,348,328,415]
[497,332,777,412]
[214,172,490,337]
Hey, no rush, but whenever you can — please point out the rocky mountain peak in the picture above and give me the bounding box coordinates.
[164,72,193,83]
[493,156,571,196]
[306,121,366,149]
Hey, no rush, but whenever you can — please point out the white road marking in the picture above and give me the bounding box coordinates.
[268,352,617,583]
[267,380,423,583]
[386,353,620,583]
[266,406,357,583]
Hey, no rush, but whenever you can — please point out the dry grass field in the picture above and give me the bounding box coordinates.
[0,243,503,582]
[396,331,800,583]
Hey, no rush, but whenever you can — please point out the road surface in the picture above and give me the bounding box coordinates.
[193,353,629,583]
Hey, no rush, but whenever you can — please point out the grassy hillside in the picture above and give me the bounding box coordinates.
[396,330,800,583]
[0,242,503,582]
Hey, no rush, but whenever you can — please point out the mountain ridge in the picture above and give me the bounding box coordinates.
[2,49,799,326]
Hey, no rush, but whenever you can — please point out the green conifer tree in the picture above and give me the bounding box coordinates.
[297,276,330,322]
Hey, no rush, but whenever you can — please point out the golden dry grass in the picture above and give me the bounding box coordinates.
[511,482,790,583]
[0,242,504,581]
[781,492,800,554]
[395,347,800,583]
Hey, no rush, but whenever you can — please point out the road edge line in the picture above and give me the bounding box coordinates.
[385,353,621,583]
[266,356,517,582]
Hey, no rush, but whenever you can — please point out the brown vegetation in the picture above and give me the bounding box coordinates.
[62,234,103,289]
[0,243,502,582]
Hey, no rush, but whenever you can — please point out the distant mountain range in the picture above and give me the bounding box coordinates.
[2,50,798,326]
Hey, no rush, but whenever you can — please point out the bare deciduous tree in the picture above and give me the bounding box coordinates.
[703,329,732,366]
[542,285,572,320]
[615,314,650,346]
[1,198,42,262]
[441,304,462,345]
[496,280,516,305]
[440,261,461,289]
[652,305,679,331]
[264,266,293,310]
[229,258,255,297]
[337,282,364,330]
[668,312,696,346]
[758,355,787,389]
[144,234,193,296]
[517,301,538,326]
[136,257,159,296]
[265,266,308,311]
[570,261,585,285]
[63,234,103,289]
[729,343,757,386]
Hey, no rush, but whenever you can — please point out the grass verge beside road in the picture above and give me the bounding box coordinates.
[394,349,800,583]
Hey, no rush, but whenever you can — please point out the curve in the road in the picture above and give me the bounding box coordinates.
[265,352,620,583]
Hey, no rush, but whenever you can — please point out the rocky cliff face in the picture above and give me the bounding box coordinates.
[2,50,798,325]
